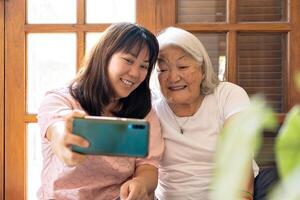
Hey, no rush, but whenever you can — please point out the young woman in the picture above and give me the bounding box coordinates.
[37,22,164,200]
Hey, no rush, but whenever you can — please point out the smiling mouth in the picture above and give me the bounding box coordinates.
[168,85,187,91]
[121,78,134,86]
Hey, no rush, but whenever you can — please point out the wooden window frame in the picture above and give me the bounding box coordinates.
[3,0,300,199]
[4,0,156,199]
[0,0,4,199]
[155,0,300,112]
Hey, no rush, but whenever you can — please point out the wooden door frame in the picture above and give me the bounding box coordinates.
[4,0,156,199]
[290,0,300,106]
[3,0,300,199]
[5,0,25,199]
[0,0,4,199]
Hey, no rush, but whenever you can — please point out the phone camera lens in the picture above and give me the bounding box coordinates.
[129,124,145,129]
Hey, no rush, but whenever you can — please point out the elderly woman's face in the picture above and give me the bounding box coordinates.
[157,45,204,105]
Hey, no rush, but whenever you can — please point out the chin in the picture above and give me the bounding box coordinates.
[118,92,131,99]
[167,97,189,104]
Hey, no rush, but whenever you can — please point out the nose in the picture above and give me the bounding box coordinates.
[127,64,140,79]
[168,68,181,82]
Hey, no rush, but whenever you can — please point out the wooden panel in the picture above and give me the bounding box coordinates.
[237,33,286,112]
[194,33,226,76]
[77,0,85,24]
[4,1,164,199]
[238,0,287,22]
[256,130,278,167]
[77,0,85,71]
[290,0,300,108]
[5,0,26,199]
[227,31,237,83]
[238,72,282,79]
[177,0,226,23]
[24,114,37,123]
[156,0,176,32]
[28,22,293,35]
[256,114,285,168]
[227,0,237,23]
[24,24,111,33]
[0,0,4,198]
[178,23,291,32]
[136,0,156,33]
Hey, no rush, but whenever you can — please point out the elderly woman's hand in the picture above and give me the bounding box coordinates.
[120,177,150,200]
[46,110,89,166]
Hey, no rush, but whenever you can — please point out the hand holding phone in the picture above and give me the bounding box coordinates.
[71,116,149,157]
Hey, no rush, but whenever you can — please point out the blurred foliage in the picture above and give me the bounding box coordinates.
[211,73,300,200]
[211,96,277,200]
[276,106,300,179]
[268,165,300,200]
[269,73,300,199]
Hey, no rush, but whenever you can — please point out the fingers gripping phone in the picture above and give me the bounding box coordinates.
[71,116,149,157]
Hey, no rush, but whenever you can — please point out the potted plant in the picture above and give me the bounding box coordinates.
[211,73,300,200]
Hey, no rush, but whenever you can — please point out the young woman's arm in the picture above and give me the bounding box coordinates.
[46,110,89,166]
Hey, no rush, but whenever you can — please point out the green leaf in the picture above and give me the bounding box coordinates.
[268,165,300,200]
[211,96,277,200]
[276,105,300,179]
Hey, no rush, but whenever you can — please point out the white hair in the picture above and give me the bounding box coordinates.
[155,27,219,95]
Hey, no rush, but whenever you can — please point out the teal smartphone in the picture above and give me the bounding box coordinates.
[71,116,149,157]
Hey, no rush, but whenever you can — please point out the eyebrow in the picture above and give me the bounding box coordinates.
[177,55,186,61]
[158,54,186,63]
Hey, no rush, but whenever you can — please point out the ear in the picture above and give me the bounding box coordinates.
[202,75,206,82]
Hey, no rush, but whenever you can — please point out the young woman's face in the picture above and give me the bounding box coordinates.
[157,45,204,105]
[108,46,149,99]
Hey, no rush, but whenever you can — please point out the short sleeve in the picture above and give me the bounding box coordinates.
[136,109,164,168]
[37,89,74,139]
[217,82,250,120]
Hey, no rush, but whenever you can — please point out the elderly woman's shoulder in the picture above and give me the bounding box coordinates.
[215,81,247,95]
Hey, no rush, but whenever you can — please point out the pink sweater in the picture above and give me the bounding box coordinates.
[37,88,164,200]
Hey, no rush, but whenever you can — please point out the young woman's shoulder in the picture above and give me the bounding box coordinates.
[145,108,159,122]
[46,87,70,97]
[41,87,81,111]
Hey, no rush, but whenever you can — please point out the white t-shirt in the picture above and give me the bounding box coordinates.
[152,82,259,200]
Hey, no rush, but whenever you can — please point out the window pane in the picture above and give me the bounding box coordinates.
[194,33,227,80]
[237,0,287,22]
[27,33,76,113]
[27,0,76,24]
[27,123,42,200]
[177,0,226,23]
[86,0,136,23]
[237,33,286,112]
[85,32,102,56]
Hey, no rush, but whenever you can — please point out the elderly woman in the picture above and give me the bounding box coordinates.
[150,27,263,200]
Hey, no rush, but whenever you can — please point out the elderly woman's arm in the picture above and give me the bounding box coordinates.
[243,170,254,200]
[224,114,254,200]
[120,164,158,200]
[134,164,159,194]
